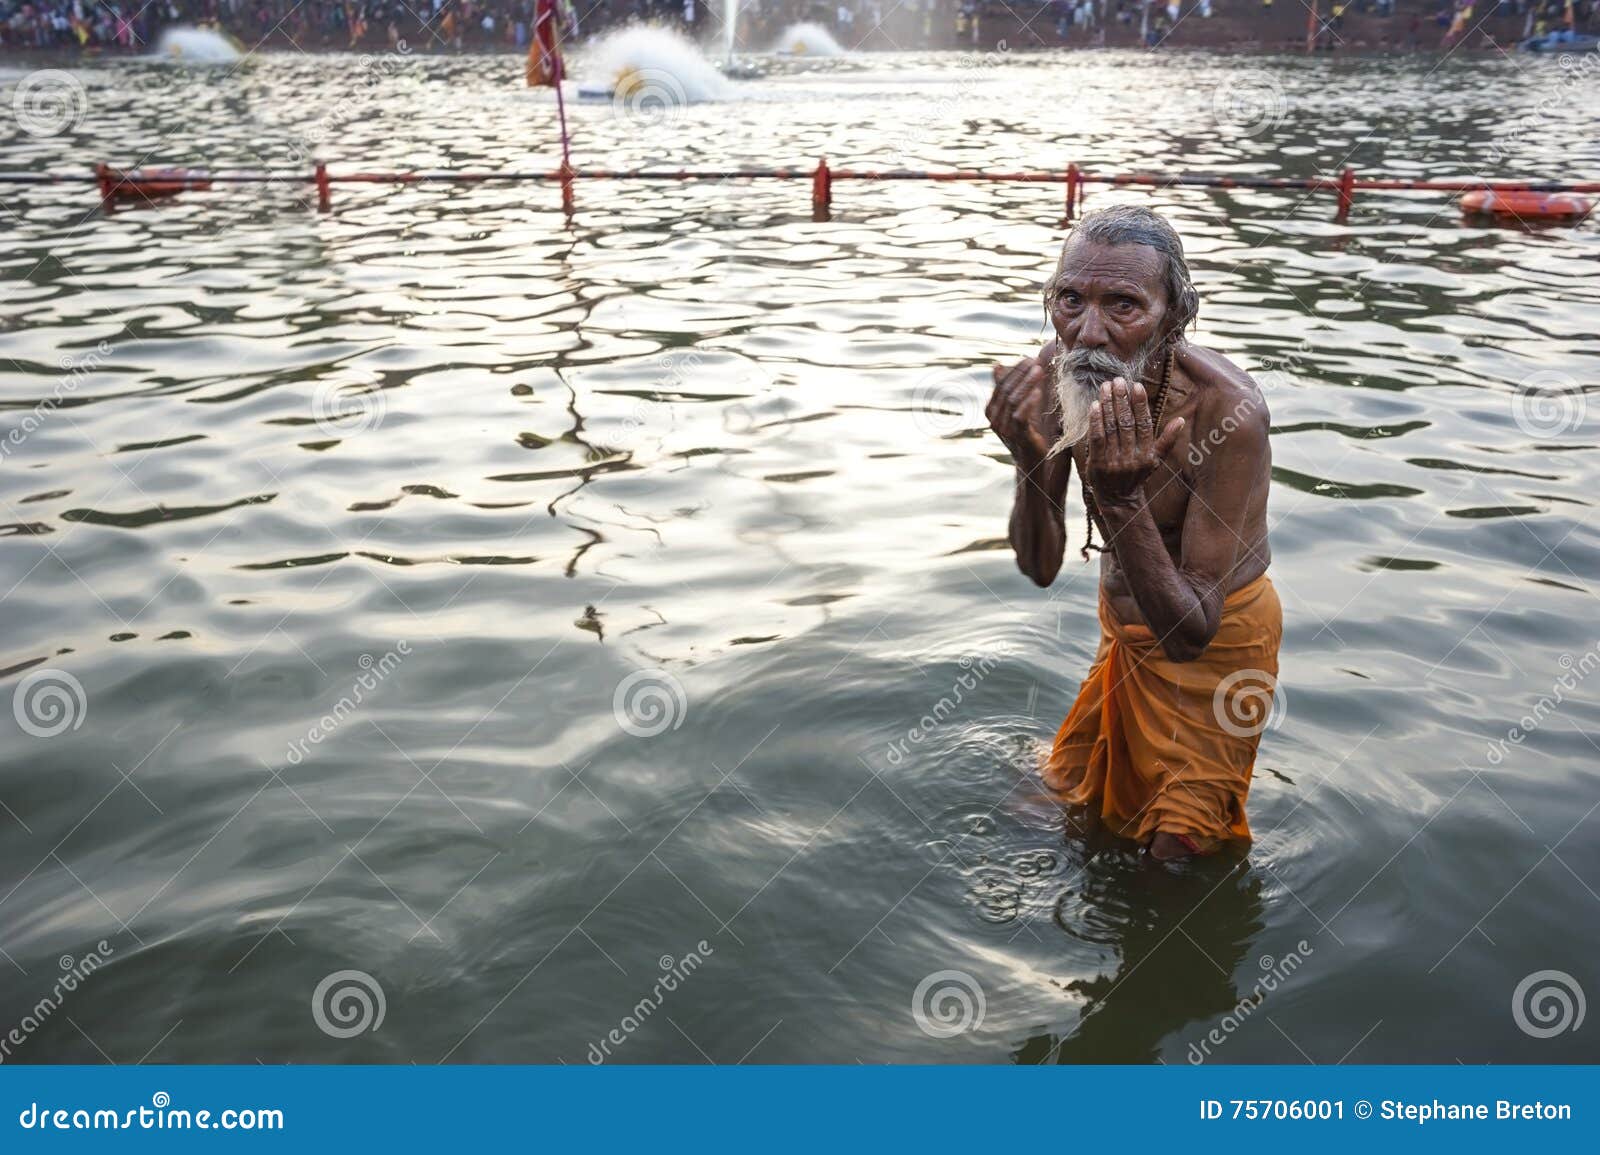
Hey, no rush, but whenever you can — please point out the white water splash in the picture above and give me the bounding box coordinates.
[775,23,845,57]
[578,25,731,100]
[153,27,243,64]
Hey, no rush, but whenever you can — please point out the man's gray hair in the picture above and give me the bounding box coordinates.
[1059,204,1199,337]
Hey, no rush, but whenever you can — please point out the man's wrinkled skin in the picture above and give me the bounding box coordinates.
[985,236,1273,861]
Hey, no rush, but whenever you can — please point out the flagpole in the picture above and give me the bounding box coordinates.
[555,44,573,213]
[545,0,573,213]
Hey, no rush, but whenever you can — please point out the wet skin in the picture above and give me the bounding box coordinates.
[986,238,1272,667]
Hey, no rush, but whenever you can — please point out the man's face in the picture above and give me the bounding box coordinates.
[1046,238,1170,367]
[1043,238,1172,456]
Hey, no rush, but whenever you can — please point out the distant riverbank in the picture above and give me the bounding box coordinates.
[0,6,1527,65]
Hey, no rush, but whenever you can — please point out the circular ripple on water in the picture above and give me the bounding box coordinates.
[955,848,1064,925]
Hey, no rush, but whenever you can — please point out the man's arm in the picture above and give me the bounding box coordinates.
[1008,450,1072,588]
[1091,377,1266,662]
[987,347,1069,587]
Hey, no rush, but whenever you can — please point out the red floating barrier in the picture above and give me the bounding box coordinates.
[1459,189,1594,222]
[34,162,1600,222]
[98,164,213,205]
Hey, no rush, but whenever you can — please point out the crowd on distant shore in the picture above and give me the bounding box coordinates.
[1,0,1593,53]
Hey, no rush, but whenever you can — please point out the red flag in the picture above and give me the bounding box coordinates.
[527,0,565,87]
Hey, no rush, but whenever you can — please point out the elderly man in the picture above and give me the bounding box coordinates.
[987,205,1278,861]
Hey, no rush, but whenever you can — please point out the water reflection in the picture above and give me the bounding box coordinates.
[1021,854,1265,1064]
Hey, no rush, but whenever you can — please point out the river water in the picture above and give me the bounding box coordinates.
[1,45,1597,1064]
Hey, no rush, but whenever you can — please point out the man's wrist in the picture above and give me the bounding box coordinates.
[1018,451,1068,494]
[1095,491,1149,524]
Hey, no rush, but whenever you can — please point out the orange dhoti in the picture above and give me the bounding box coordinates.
[1042,574,1282,848]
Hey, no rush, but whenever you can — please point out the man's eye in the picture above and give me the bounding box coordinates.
[1056,293,1081,309]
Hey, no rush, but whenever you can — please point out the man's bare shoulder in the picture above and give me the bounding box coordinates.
[1174,343,1270,442]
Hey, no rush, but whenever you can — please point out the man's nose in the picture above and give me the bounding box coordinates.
[1076,306,1109,349]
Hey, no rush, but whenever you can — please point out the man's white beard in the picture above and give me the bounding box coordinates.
[1046,341,1161,459]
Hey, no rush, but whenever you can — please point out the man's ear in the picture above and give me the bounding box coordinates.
[1174,283,1199,333]
[1159,295,1194,346]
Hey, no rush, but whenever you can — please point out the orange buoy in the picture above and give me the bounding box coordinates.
[1460,189,1593,222]
[103,167,213,203]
